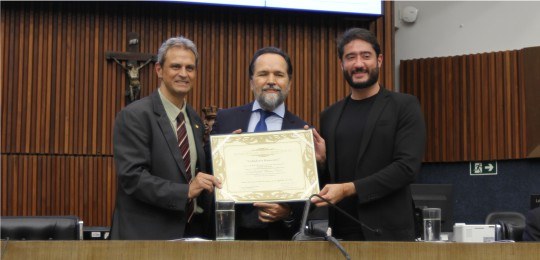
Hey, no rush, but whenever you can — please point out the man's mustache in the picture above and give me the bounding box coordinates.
[262,86,282,91]
[352,68,368,73]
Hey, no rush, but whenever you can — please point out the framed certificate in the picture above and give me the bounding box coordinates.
[210,129,320,203]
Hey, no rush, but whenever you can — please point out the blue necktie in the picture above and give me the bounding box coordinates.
[254,109,274,132]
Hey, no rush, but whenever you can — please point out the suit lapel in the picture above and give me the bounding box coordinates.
[239,103,253,132]
[355,88,390,166]
[186,106,205,172]
[282,111,298,130]
[151,92,187,178]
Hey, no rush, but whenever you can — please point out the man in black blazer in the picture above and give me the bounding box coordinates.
[110,36,221,240]
[210,47,308,240]
[311,28,426,241]
[523,207,540,241]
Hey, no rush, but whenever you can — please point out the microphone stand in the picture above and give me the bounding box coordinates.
[293,194,382,260]
[309,194,350,260]
[326,235,350,260]
[292,200,319,241]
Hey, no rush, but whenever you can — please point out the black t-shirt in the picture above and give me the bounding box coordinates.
[333,94,376,237]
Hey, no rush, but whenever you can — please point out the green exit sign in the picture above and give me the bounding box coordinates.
[470,161,497,175]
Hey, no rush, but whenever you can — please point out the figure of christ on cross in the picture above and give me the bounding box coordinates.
[106,32,156,104]
[110,56,153,102]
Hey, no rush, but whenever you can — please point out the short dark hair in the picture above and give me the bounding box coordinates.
[248,47,293,79]
[337,28,381,60]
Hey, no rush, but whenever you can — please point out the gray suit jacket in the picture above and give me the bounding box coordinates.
[320,87,426,241]
[110,91,209,240]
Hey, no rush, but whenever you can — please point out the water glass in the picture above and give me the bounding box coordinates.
[215,201,235,240]
[423,208,441,241]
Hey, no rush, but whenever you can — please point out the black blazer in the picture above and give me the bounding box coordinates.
[110,91,211,240]
[320,87,426,241]
[523,207,540,241]
[210,102,308,240]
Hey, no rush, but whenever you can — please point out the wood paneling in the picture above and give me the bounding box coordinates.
[3,241,540,260]
[521,47,540,157]
[0,1,390,156]
[1,2,394,226]
[373,1,395,89]
[400,50,528,162]
[1,154,116,226]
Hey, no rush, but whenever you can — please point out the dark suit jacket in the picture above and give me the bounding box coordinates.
[320,87,426,241]
[211,102,307,134]
[210,102,308,240]
[523,207,540,241]
[110,91,210,240]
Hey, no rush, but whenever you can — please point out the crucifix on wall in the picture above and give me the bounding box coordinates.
[106,32,156,104]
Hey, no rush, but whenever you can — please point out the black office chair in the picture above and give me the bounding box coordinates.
[485,211,526,241]
[1,216,83,240]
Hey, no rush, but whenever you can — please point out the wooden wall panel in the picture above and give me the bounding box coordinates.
[1,2,394,226]
[373,1,395,89]
[400,50,528,162]
[1,155,116,226]
[521,47,540,158]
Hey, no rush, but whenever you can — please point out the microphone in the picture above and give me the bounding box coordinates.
[292,194,382,240]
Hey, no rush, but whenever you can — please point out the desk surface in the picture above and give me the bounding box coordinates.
[1,240,539,259]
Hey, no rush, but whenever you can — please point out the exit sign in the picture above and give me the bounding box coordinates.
[470,161,497,175]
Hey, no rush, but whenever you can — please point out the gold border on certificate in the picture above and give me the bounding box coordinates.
[210,129,320,203]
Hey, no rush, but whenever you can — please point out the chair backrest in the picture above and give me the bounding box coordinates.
[485,211,526,241]
[1,216,83,240]
[485,211,526,226]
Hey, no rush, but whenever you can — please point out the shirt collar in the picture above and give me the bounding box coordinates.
[252,100,285,118]
[159,88,187,122]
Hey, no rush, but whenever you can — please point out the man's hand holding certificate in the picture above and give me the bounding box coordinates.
[210,129,320,203]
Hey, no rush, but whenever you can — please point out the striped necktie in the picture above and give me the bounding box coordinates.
[176,112,194,222]
[176,113,192,177]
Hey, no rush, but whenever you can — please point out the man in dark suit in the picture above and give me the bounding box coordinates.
[210,47,308,240]
[310,28,426,241]
[523,207,540,241]
[111,36,221,240]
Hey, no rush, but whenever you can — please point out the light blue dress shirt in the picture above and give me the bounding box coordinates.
[247,101,285,132]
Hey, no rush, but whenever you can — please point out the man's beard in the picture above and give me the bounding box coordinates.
[256,86,288,111]
[344,66,379,89]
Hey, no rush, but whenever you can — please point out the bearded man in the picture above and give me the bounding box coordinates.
[210,47,309,240]
[310,28,427,241]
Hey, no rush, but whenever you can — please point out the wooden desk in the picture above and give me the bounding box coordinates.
[1,240,539,259]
